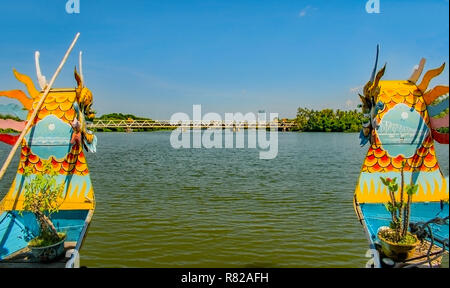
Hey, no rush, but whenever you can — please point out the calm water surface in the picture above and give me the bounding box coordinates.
[1,132,448,267]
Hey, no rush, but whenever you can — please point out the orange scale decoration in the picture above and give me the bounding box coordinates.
[423,153,437,168]
[403,162,412,171]
[61,161,71,172]
[50,158,61,171]
[373,147,386,158]
[59,101,73,112]
[20,160,27,169]
[78,152,86,164]
[377,154,391,168]
[383,101,396,111]
[428,146,436,156]
[369,163,382,173]
[27,153,39,164]
[37,107,50,121]
[65,164,76,173]
[391,94,404,103]
[66,153,77,164]
[422,136,434,148]
[68,93,77,103]
[70,143,81,153]
[414,101,427,112]
[34,160,44,172]
[397,88,412,96]
[52,109,65,119]
[408,156,423,169]
[80,169,90,176]
[416,146,428,157]
[420,165,431,172]
[44,94,57,102]
[379,93,391,103]
[404,94,416,105]
[366,165,376,173]
[75,162,87,173]
[43,101,60,112]
[21,146,31,156]
[391,155,405,169]
[55,94,68,103]
[413,89,422,96]
[384,164,395,172]
[64,109,76,122]
[365,154,378,167]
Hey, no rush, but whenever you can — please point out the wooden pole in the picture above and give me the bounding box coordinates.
[0,32,81,180]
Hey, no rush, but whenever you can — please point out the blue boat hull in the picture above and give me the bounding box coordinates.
[0,210,90,260]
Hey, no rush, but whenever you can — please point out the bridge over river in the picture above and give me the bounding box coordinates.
[87,119,296,131]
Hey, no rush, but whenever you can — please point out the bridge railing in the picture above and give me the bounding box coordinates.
[87,119,296,129]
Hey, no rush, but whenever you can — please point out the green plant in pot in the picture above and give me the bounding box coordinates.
[378,163,420,262]
[20,162,67,262]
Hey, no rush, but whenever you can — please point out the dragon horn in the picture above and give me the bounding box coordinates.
[79,51,84,86]
[408,58,426,84]
[370,45,379,83]
[35,51,48,90]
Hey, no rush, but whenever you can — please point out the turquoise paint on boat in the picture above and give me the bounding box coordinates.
[377,104,429,158]
[25,115,73,160]
[0,104,28,120]
[360,202,449,250]
[0,210,89,260]
[428,98,449,118]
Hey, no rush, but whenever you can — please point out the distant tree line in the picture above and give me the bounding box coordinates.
[291,107,363,132]
[0,114,22,121]
[0,114,23,133]
[96,113,152,121]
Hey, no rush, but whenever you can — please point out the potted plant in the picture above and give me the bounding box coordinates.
[378,163,420,261]
[20,162,67,262]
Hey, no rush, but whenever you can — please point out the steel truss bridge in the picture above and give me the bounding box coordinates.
[87,119,296,131]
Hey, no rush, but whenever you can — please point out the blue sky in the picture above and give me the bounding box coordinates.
[0,0,448,119]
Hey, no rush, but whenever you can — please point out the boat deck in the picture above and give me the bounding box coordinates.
[381,240,447,268]
[355,201,448,268]
[0,242,76,268]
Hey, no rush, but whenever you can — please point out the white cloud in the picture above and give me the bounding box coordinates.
[346,98,361,109]
[350,86,363,93]
[298,6,311,17]
[346,99,354,107]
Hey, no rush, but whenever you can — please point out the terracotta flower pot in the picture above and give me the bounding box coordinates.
[377,227,420,262]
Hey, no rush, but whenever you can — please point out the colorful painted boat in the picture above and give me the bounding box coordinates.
[354,47,449,268]
[0,49,97,267]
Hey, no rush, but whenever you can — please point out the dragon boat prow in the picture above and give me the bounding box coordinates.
[354,48,449,268]
[0,36,97,268]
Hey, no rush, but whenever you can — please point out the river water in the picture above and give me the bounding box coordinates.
[1,132,448,267]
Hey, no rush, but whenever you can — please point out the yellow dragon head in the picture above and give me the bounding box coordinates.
[355,46,449,204]
[0,50,97,148]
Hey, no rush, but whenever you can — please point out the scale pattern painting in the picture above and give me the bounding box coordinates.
[356,76,449,203]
